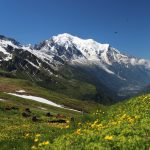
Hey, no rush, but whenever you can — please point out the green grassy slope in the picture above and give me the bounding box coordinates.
[0,99,78,150]
[0,76,104,150]
[0,89,149,149]
[42,95,150,150]
[43,94,149,150]
[0,77,104,113]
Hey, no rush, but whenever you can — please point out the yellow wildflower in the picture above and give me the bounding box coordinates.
[43,141,49,145]
[134,115,139,119]
[97,124,103,128]
[35,134,41,137]
[25,133,29,137]
[34,138,38,142]
[38,143,43,147]
[66,120,70,123]
[75,129,81,135]
[94,119,98,124]
[104,135,113,140]
[78,122,81,125]
[31,145,37,149]
[91,124,95,128]
[66,125,69,128]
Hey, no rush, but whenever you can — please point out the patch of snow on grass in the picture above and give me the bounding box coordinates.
[38,107,47,110]
[7,93,80,112]
[16,90,26,93]
[0,99,5,101]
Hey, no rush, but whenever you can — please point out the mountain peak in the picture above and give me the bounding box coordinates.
[53,33,75,38]
[51,33,110,51]
[0,35,21,47]
[52,33,76,46]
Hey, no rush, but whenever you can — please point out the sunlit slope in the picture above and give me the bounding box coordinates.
[45,94,150,149]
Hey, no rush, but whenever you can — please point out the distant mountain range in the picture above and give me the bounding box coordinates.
[0,33,150,104]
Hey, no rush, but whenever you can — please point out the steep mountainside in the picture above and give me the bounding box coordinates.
[139,84,150,95]
[0,33,150,104]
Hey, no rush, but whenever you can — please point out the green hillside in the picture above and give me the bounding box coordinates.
[0,75,149,150]
[42,93,149,150]
[0,77,103,113]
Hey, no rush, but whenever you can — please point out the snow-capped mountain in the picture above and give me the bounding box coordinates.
[34,33,150,69]
[0,33,150,103]
[0,35,21,61]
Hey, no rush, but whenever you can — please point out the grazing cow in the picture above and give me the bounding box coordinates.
[25,108,31,113]
[32,116,39,122]
[48,119,66,123]
[11,106,19,110]
[5,107,12,110]
[56,114,66,119]
[71,117,75,122]
[5,106,19,111]
[46,112,53,117]
[22,112,31,117]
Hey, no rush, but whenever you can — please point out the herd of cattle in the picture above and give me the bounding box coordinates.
[5,106,75,123]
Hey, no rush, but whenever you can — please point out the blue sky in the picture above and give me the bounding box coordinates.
[0,0,150,59]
